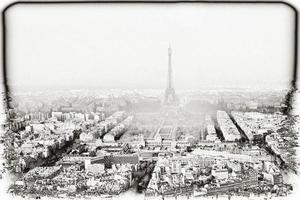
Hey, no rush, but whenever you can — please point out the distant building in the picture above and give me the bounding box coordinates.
[80,132,94,142]
[246,101,258,110]
[217,110,241,141]
[211,167,228,180]
[51,111,63,121]
[85,159,105,174]
[111,154,139,165]
[263,172,283,185]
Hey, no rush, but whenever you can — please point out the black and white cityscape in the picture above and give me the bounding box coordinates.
[0,46,299,199]
[0,2,299,200]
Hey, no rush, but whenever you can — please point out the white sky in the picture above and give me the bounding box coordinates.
[5,3,295,91]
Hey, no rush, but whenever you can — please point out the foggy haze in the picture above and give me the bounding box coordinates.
[4,3,295,92]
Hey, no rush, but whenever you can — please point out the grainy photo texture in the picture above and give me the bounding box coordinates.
[0,1,299,200]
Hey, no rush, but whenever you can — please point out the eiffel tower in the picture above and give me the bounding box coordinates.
[164,46,178,105]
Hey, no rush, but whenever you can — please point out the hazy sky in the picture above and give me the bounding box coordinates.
[5,3,295,91]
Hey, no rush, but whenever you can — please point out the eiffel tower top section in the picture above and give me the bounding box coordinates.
[167,45,173,90]
[164,45,178,105]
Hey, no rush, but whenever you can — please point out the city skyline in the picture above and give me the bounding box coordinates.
[0,2,299,199]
